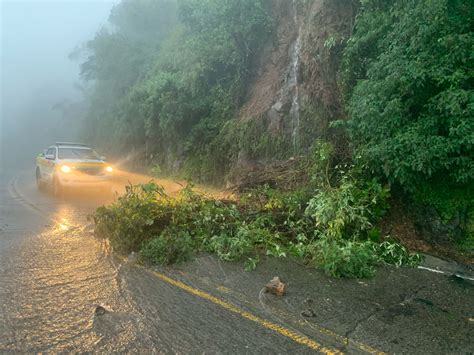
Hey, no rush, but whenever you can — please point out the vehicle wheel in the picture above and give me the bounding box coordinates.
[52,175,63,197]
[36,168,45,191]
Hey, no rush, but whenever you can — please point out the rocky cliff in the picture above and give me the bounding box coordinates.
[235,0,354,171]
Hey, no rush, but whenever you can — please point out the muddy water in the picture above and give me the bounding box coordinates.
[0,189,151,351]
[0,173,310,353]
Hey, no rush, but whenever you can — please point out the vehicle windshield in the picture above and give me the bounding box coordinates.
[58,148,100,160]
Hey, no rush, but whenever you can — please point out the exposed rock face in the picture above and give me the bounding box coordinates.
[240,0,301,125]
[237,0,354,168]
[299,0,354,119]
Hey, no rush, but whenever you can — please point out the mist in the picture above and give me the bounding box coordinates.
[0,0,115,174]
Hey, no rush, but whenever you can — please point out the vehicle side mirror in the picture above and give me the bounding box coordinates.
[45,154,55,160]
[100,156,106,161]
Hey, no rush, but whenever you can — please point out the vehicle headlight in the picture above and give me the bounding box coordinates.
[105,166,113,173]
[60,165,71,173]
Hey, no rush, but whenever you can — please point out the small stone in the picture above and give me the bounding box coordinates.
[272,101,283,112]
[94,305,107,316]
[265,276,285,296]
[301,309,316,318]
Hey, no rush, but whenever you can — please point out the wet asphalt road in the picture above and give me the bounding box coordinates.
[0,171,319,353]
[0,170,473,354]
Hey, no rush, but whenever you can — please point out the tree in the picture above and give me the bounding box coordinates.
[342,0,473,230]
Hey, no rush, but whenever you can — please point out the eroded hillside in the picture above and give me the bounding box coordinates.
[233,0,354,176]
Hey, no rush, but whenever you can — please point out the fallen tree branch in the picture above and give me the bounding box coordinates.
[229,157,311,192]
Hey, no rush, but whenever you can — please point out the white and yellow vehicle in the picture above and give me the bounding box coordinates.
[36,142,113,195]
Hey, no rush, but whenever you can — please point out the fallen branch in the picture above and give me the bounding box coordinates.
[229,157,310,192]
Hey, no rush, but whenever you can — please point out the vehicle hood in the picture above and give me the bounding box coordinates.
[58,159,107,167]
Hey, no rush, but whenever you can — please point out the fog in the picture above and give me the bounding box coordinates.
[1,0,116,174]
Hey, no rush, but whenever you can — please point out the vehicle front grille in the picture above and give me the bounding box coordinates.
[76,167,103,176]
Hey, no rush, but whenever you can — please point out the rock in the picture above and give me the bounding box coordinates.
[272,101,283,112]
[265,276,285,296]
[94,305,107,316]
[301,309,316,318]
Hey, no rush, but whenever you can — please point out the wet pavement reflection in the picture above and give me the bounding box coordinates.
[0,178,144,351]
[0,172,313,353]
[1,171,473,354]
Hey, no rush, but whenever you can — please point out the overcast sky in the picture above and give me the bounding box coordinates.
[1,0,116,170]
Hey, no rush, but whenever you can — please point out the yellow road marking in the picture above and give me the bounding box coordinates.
[128,260,341,354]
[213,274,385,355]
[8,176,383,354]
[118,254,387,355]
[115,257,339,354]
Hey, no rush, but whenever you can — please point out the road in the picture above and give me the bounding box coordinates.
[0,169,473,354]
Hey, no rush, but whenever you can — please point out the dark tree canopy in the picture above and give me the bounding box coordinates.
[341,0,473,224]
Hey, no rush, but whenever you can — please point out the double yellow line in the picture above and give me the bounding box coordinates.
[128,259,385,355]
[147,267,337,353]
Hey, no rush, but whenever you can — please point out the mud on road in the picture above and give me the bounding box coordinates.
[0,171,473,354]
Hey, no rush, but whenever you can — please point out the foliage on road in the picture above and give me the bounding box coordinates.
[93,143,421,278]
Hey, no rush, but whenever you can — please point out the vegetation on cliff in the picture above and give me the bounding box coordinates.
[340,0,473,246]
[80,0,271,183]
[84,0,472,276]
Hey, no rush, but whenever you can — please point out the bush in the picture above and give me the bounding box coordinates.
[307,238,378,278]
[305,238,423,278]
[205,223,262,262]
[141,227,194,265]
[305,177,389,240]
[93,182,170,253]
[375,240,423,267]
[93,167,421,277]
[101,137,419,277]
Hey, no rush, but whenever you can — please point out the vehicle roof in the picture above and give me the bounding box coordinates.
[51,142,93,150]
[56,146,92,150]
[55,142,89,147]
